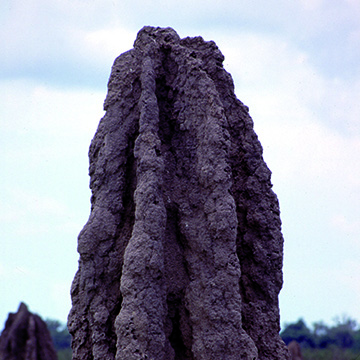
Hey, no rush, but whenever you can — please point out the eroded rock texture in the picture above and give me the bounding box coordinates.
[68,26,289,360]
[0,302,57,360]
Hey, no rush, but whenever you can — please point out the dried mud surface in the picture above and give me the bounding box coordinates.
[68,26,289,360]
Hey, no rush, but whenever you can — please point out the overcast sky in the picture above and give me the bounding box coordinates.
[1,0,360,331]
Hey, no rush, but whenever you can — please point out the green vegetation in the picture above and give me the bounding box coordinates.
[45,319,72,360]
[280,317,360,360]
[45,315,360,360]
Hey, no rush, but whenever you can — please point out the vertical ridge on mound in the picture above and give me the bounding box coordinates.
[68,26,290,360]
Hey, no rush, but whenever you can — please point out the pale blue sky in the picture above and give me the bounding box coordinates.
[1,0,360,330]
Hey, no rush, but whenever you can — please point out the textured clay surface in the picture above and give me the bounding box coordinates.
[68,26,290,360]
[0,302,57,360]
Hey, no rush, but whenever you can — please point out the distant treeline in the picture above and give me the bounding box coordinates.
[280,317,360,360]
[45,319,72,360]
[46,316,360,360]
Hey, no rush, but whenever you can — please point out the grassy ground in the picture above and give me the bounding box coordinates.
[303,348,360,360]
[57,348,72,360]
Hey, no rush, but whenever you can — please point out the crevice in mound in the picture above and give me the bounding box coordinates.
[164,200,193,358]
[167,292,194,360]
[156,46,178,155]
[101,119,139,357]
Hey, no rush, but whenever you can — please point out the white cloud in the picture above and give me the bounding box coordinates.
[0,79,104,145]
[281,253,360,325]
[2,0,360,87]
[1,187,66,219]
[218,31,360,326]
[299,0,324,11]
[331,215,360,240]
[0,263,5,277]
[0,263,73,327]
[51,281,72,319]
[0,0,127,86]
[217,32,360,193]
[83,27,135,61]
[0,81,103,236]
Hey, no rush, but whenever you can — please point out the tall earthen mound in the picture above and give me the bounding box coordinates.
[68,26,290,360]
[0,302,57,360]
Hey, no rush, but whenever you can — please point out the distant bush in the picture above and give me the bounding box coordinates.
[45,319,72,360]
[280,316,360,360]
[302,347,360,360]
[281,318,315,348]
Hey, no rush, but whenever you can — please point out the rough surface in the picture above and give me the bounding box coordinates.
[68,26,290,360]
[0,302,57,360]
